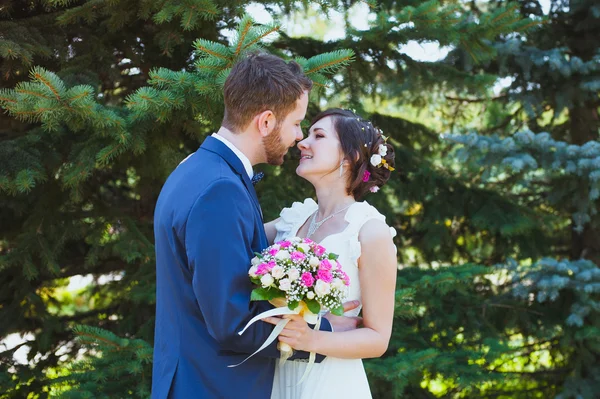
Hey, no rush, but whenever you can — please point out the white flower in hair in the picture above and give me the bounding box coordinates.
[370,154,382,167]
[378,144,387,156]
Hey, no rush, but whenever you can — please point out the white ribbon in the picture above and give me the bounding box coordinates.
[228,304,320,384]
[228,306,299,368]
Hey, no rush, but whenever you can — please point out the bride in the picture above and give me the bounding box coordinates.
[263,108,398,398]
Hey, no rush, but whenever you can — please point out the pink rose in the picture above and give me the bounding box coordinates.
[362,170,371,182]
[313,245,326,257]
[279,240,292,249]
[267,260,276,270]
[339,270,350,286]
[290,251,306,263]
[319,259,332,271]
[301,272,315,287]
[268,247,279,256]
[317,269,333,283]
[256,263,270,276]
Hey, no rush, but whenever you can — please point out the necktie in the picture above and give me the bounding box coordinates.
[251,172,264,186]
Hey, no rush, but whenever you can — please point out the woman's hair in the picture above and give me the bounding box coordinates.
[309,108,395,200]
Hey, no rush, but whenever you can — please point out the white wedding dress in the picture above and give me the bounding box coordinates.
[270,199,396,399]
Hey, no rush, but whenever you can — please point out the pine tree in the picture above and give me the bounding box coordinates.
[435,0,600,397]
[6,0,588,398]
[0,2,352,397]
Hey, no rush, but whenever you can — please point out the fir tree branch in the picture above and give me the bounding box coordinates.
[305,54,353,75]
[241,26,280,52]
[234,20,252,56]
[445,94,508,103]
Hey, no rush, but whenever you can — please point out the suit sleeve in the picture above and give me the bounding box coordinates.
[185,177,331,360]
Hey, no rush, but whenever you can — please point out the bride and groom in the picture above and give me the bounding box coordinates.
[152,52,397,398]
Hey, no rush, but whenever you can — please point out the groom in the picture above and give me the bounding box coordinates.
[151,53,360,399]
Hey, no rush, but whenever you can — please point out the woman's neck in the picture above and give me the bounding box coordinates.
[313,184,356,219]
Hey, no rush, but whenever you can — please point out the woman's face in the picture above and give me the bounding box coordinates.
[296,116,344,181]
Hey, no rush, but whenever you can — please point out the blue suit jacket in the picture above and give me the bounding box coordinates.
[151,136,332,399]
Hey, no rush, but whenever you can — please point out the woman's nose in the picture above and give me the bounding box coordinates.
[297,139,308,150]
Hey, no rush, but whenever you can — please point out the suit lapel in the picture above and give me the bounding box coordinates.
[200,136,264,221]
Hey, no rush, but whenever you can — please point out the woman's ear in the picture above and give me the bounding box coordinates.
[256,110,277,137]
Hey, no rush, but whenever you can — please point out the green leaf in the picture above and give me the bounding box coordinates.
[250,287,282,301]
[330,305,344,316]
[288,300,299,310]
[328,252,339,261]
[305,299,321,315]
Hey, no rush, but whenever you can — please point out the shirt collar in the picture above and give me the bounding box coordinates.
[211,133,254,179]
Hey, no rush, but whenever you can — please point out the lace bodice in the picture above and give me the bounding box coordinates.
[274,199,397,317]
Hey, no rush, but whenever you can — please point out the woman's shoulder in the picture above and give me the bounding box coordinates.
[275,198,318,235]
[345,201,397,239]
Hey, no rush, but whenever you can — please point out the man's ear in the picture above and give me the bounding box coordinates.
[256,110,277,137]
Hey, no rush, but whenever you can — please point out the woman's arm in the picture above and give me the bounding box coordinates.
[267,219,397,359]
[264,217,281,245]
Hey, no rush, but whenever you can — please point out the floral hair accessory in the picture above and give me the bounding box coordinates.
[362,170,371,182]
[370,186,380,193]
[369,145,395,171]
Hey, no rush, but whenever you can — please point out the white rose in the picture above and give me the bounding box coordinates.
[309,256,320,268]
[291,237,301,243]
[287,268,300,281]
[370,154,382,167]
[260,274,274,288]
[279,278,291,291]
[378,144,387,156]
[298,243,310,253]
[332,278,345,290]
[307,291,315,300]
[251,257,261,266]
[275,250,290,260]
[314,280,331,297]
[249,266,258,278]
[271,265,285,279]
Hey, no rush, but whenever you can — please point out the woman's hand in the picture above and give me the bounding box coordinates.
[278,314,319,352]
[262,313,318,352]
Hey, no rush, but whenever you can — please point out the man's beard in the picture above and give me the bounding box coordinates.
[263,123,289,165]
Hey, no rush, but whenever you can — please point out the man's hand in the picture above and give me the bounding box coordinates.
[323,300,362,332]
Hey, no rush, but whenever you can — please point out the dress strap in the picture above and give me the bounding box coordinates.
[343,202,397,265]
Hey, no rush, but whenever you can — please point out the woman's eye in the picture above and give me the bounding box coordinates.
[316,134,324,138]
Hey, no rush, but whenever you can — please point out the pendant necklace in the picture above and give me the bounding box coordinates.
[307,203,354,239]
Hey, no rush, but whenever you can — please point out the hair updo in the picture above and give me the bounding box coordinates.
[309,108,395,200]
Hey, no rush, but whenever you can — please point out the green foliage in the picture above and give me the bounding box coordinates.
[2,0,597,398]
[251,287,283,301]
[50,325,153,398]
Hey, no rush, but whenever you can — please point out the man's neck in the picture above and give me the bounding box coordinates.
[216,126,260,166]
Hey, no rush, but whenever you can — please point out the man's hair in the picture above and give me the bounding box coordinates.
[222,52,312,132]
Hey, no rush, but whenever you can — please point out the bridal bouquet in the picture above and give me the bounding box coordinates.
[230,237,350,382]
[249,237,350,318]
